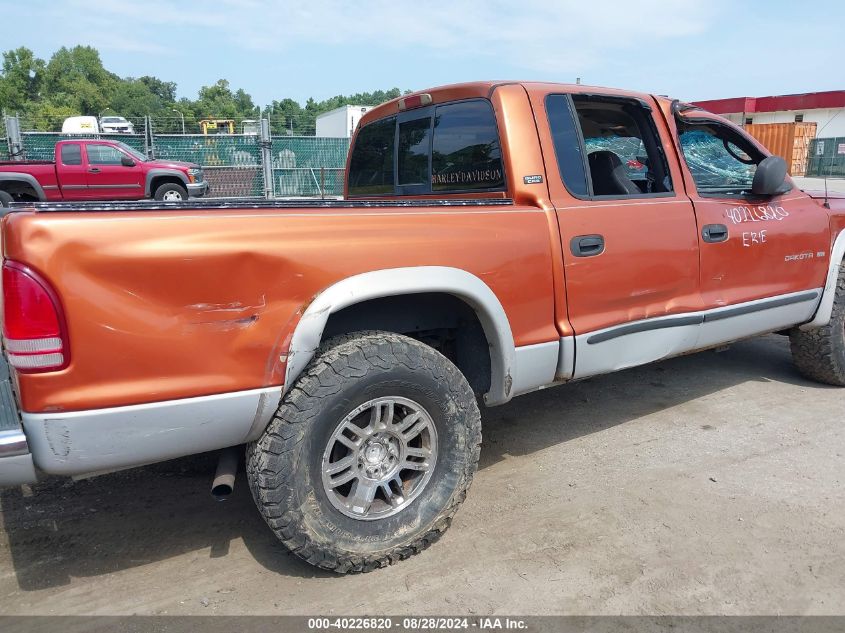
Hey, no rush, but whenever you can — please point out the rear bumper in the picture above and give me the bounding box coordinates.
[22,386,281,476]
[0,359,37,486]
[187,181,209,197]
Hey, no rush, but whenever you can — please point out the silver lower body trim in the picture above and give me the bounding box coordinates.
[510,341,560,397]
[574,289,821,379]
[22,386,282,476]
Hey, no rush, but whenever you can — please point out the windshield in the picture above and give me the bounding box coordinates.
[102,117,126,123]
[115,142,147,162]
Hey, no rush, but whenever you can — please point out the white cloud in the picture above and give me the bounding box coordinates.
[56,0,722,74]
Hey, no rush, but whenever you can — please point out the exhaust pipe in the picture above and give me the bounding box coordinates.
[211,446,239,501]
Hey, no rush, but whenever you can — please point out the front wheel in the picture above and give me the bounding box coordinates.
[0,190,13,208]
[153,182,188,201]
[246,331,482,573]
[790,263,845,385]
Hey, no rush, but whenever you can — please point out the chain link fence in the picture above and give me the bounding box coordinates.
[271,137,349,197]
[20,132,147,160]
[2,115,349,198]
[807,137,845,178]
[155,134,265,197]
[0,117,8,161]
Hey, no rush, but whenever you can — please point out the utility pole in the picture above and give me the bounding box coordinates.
[172,108,185,134]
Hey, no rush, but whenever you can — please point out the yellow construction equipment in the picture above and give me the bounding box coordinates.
[200,119,235,135]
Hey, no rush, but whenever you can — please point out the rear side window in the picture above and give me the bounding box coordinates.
[546,95,588,196]
[348,117,395,196]
[60,143,82,166]
[347,99,505,196]
[431,100,504,192]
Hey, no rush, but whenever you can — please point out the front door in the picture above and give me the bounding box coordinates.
[84,143,144,199]
[534,90,702,378]
[670,111,830,346]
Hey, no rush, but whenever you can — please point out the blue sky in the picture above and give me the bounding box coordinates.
[3,0,843,107]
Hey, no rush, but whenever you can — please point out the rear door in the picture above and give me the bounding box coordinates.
[668,109,829,347]
[84,143,144,199]
[532,89,702,378]
[55,142,89,200]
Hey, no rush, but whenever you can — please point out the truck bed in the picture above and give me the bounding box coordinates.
[11,197,514,212]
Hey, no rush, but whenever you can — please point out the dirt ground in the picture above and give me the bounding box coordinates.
[0,334,843,616]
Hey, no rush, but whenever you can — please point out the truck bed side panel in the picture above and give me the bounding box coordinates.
[3,205,557,413]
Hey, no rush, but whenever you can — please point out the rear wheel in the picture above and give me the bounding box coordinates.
[790,263,845,385]
[153,182,188,201]
[246,331,482,573]
[0,190,13,208]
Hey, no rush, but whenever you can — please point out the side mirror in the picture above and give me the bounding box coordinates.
[751,155,788,196]
[121,155,136,167]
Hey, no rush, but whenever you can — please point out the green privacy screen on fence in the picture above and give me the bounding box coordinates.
[155,134,264,197]
[0,118,8,161]
[271,137,349,197]
[17,132,350,198]
[807,137,845,178]
[21,133,147,160]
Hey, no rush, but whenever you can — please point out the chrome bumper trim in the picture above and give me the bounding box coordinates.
[0,429,29,457]
[187,181,209,197]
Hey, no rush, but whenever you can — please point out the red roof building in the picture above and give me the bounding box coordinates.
[692,90,845,137]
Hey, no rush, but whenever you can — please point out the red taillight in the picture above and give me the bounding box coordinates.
[2,261,68,372]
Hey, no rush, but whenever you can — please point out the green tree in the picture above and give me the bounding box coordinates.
[138,75,177,103]
[40,46,118,115]
[0,44,408,134]
[0,47,45,114]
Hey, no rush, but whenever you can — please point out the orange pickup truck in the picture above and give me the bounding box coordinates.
[2,82,844,573]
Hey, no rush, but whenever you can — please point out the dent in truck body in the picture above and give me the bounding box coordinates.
[2,202,557,414]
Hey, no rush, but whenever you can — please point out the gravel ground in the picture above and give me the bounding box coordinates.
[0,334,843,616]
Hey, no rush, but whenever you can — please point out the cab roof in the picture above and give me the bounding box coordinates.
[358,81,666,127]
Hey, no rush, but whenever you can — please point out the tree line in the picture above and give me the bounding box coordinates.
[0,46,407,134]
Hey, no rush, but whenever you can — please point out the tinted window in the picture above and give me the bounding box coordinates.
[431,101,504,192]
[348,117,395,195]
[87,144,124,165]
[546,95,588,196]
[60,143,82,166]
[397,117,431,186]
[573,95,673,196]
[678,123,763,196]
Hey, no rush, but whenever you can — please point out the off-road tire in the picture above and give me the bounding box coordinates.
[0,190,13,208]
[153,182,188,201]
[790,263,845,386]
[246,331,482,573]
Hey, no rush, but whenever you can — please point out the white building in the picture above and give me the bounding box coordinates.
[316,105,373,138]
[693,91,845,138]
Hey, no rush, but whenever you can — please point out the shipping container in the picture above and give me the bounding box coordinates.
[744,122,817,176]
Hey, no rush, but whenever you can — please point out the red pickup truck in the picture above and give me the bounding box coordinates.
[0,139,208,206]
[1,82,844,574]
